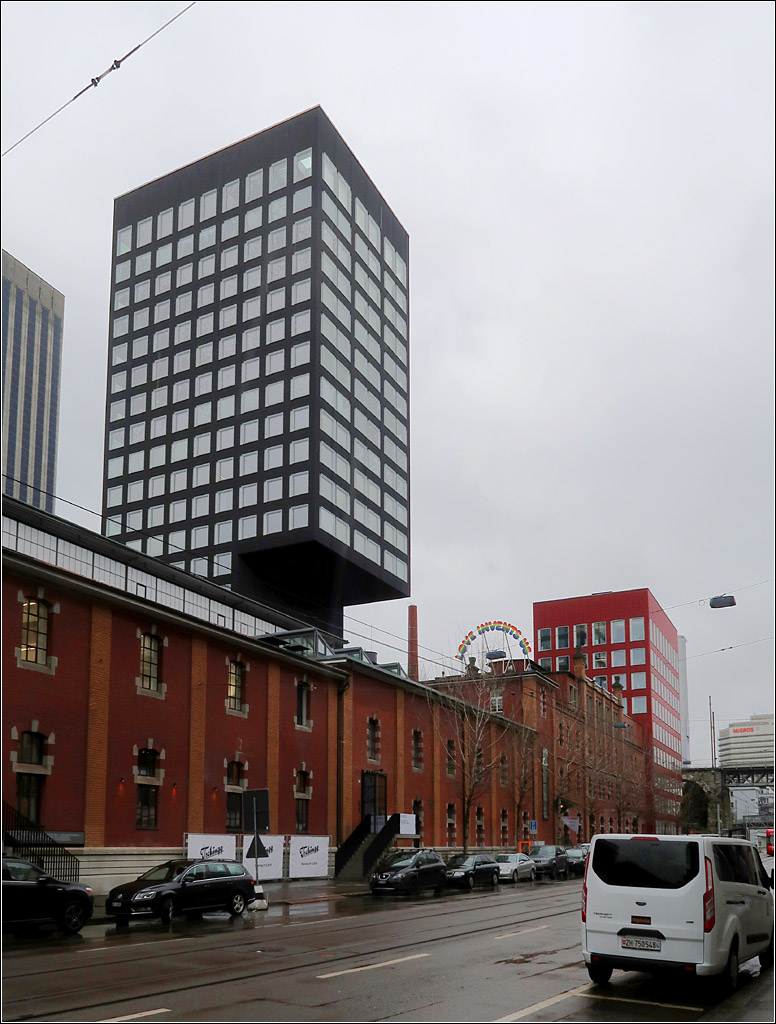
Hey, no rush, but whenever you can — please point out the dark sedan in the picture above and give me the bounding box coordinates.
[445,853,500,889]
[370,850,446,895]
[2,857,94,934]
[565,846,587,876]
[528,844,569,879]
[106,858,255,925]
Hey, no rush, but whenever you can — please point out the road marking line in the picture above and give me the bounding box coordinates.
[78,940,174,953]
[494,924,550,940]
[583,993,704,1012]
[317,952,430,978]
[97,1011,170,1023]
[493,983,593,1021]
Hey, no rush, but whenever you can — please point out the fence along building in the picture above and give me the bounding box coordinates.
[101,107,410,638]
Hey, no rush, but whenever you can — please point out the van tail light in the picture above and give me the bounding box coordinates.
[703,856,715,933]
[581,850,591,922]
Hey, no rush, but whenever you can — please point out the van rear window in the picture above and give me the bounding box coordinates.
[592,838,699,888]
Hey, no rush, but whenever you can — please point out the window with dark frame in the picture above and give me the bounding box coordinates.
[446,739,456,777]
[18,731,44,765]
[136,748,159,829]
[140,634,161,690]
[136,784,157,829]
[21,599,50,665]
[295,770,310,833]
[228,661,244,710]
[411,730,423,770]
[367,717,379,760]
[226,760,243,832]
[296,681,310,727]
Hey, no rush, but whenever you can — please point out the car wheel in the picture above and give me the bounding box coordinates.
[434,876,445,895]
[720,941,739,994]
[587,962,613,985]
[228,891,247,916]
[551,864,558,881]
[512,870,518,884]
[407,876,420,897]
[491,871,499,886]
[466,873,475,890]
[759,932,774,970]
[159,896,174,926]
[530,868,536,882]
[59,900,87,935]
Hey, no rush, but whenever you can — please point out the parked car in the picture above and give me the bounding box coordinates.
[106,858,255,925]
[445,853,500,889]
[370,849,446,895]
[2,857,94,934]
[582,833,774,990]
[495,852,536,883]
[528,845,569,879]
[566,847,587,876]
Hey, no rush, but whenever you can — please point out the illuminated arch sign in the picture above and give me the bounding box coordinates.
[457,621,532,661]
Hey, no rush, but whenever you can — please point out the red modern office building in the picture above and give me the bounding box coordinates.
[533,589,682,833]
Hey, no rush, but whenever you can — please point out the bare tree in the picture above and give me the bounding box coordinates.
[427,669,511,856]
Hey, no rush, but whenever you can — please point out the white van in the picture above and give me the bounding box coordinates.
[582,834,774,990]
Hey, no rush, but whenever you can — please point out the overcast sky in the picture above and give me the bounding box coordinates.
[2,1,773,766]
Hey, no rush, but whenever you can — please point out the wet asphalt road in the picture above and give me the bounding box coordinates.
[2,876,773,1022]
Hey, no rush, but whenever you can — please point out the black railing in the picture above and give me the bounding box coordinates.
[334,815,371,876]
[363,813,402,877]
[2,802,81,881]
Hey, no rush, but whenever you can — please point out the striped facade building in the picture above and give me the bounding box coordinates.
[2,250,64,514]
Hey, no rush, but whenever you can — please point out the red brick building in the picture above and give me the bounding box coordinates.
[3,500,652,873]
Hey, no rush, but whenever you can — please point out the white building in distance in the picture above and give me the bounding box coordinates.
[718,713,774,768]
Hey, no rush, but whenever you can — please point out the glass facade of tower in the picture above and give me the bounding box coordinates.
[101,108,409,634]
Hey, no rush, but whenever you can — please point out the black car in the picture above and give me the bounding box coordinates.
[370,849,446,895]
[2,857,94,934]
[528,844,569,879]
[445,853,500,889]
[106,858,255,925]
[565,846,587,876]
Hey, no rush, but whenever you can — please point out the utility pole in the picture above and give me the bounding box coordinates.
[709,696,722,836]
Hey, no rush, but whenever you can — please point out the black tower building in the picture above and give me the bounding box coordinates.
[102,108,410,636]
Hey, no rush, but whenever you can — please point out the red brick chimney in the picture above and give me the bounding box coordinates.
[572,646,587,680]
[408,605,419,681]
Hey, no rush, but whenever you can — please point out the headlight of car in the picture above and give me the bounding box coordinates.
[132,890,157,900]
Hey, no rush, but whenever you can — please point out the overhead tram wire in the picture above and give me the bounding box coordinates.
[8,474,773,675]
[665,577,774,611]
[1,2,198,159]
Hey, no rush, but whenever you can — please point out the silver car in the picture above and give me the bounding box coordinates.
[495,852,536,883]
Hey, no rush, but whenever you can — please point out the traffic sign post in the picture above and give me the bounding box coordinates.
[529,820,538,834]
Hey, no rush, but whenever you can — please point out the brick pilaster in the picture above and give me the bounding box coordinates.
[266,664,280,832]
[327,682,338,841]
[432,702,441,846]
[187,637,207,833]
[490,722,498,845]
[84,605,111,847]
[395,689,405,811]
[341,682,353,835]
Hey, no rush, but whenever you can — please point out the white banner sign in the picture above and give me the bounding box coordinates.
[399,813,417,835]
[186,833,236,861]
[242,834,284,881]
[561,816,580,833]
[289,836,329,878]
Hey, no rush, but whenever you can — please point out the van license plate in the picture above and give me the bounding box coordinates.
[621,937,661,951]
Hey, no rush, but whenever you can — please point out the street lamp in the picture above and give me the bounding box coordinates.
[709,595,736,608]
